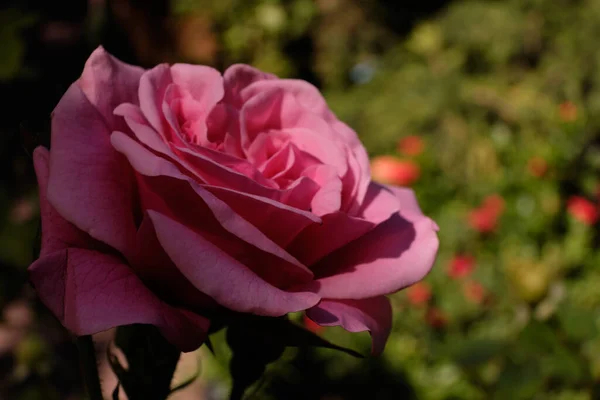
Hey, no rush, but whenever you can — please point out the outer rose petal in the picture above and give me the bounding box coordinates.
[306,297,392,355]
[29,249,209,352]
[33,147,94,256]
[288,183,399,266]
[48,84,137,257]
[132,214,215,310]
[297,212,439,299]
[77,46,144,129]
[148,211,320,316]
[385,185,427,217]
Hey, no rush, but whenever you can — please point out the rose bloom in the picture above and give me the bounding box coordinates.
[370,156,420,187]
[567,196,598,225]
[29,48,438,355]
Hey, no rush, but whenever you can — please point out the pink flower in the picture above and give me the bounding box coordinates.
[397,136,425,156]
[29,48,439,355]
[406,282,432,306]
[448,255,475,279]
[567,196,598,225]
[370,156,420,186]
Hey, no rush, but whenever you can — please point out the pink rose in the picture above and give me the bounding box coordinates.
[29,47,439,355]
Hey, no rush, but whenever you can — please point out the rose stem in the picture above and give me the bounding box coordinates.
[76,335,104,400]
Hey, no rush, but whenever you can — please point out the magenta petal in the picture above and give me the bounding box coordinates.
[33,147,95,256]
[306,297,392,355]
[111,131,317,274]
[29,249,209,352]
[132,214,215,310]
[240,79,331,119]
[77,46,144,128]
[385,185,428,217]
[48,84,137,257]
[148,211,320,316]
[203,185,320,248]
[357,182,400,223]
[223,64,276,108]
[170,64,224,110]
[303,165,343,216]
[138,64,173,135]
[288,212,374,266]
[301,212,439,299]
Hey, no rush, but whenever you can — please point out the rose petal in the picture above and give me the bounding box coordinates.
[48,84,137,257]
[343,142,371,214]
[111,131,318,273]
[138,64,173,135]
[132,214,216,310]
[148,211,320,316]
[288,181,399,265]
[116,108,318,210]
[77,46,144,129]
[306,297,392,355]
[170,64,224,110]
[203,185,320,248]
[385,185,427,217]
[241,79,331,118]
[299,212,439,299]
[33,147,95,256]
[136,174,312,288]
[29,249,209,352]
[357,182,400,223]
[223,64,276,108]
[303,164,343,216]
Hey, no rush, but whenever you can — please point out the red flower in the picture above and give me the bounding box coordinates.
[567,196,598,225]
[482,194,505,215]
[426,308,448,328]
[397,136,425,156]
[527,157,548,178]
[406,282,431,305]
[559,101,578,122]
[448,255,475,279]
[468,208,498,233]
[371,156,420,186]
[462,281,486,304]
[468,194,505,233]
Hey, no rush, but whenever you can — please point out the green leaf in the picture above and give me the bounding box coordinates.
[557,304,598,341]
[451,339,507,367]
[238,315,364,358]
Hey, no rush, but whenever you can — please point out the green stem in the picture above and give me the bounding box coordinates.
[77,335,104,400]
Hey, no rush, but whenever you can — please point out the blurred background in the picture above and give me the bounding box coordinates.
[1,0,600,399]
